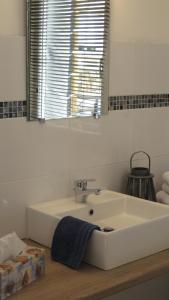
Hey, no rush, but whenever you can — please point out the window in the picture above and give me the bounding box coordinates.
[27,0,110,120]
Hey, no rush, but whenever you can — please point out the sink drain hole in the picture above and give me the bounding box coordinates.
[89,209,94,215]
[102,227,115,232]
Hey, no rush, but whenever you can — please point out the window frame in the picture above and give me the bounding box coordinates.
[27,0,110,121]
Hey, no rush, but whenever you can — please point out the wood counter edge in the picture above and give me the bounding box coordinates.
[82,264,169,300]
[16,240,169,300]
[80,251,169,300]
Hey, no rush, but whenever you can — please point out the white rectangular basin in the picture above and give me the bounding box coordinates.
[27,190,169,270]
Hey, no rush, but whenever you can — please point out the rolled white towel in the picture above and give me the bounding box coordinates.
[162,171,169,185]
[162,182,169,194]
[156,190,169,205]
[0,232,27,263]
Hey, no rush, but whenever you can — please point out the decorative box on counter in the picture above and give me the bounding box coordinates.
[0,246,45,300]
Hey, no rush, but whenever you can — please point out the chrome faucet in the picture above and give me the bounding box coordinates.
[74,179,101,203]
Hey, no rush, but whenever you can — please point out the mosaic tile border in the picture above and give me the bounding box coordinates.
[109,94,169,111]
[0,94,169,119]
[0,101,27,119]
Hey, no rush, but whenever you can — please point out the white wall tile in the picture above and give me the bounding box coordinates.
[0,171,71,238]
[0,36,26,100]
[0,0,26,36]
[0,118,71,182]
[109,42,169,95]
[69,110,133,169]
[131,108,169,157]
[109,42,135,96]
[111,0,169,43]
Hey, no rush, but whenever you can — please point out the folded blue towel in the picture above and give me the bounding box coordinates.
[51,216,100,269]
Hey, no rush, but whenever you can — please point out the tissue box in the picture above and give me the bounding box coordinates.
[0,246,45,300]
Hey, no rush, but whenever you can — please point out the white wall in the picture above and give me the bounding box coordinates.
[109,0,169,95]
[0,0,26,100]
[0,0,169,238]
[111,0,169,43]
[0,0,25,36]
[0,36,26,100]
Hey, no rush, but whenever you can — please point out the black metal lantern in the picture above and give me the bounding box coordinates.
[126,151,156,201]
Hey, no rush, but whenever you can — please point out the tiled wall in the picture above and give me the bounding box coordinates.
[0,101,26,118]
[109,94,169,111]
[109,42,169,97]
[1,0,169,241]
[1,108,169,238]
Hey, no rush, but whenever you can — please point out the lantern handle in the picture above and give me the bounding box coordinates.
[130,151,151,173]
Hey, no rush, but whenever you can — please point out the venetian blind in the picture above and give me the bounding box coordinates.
[27,0,110,120]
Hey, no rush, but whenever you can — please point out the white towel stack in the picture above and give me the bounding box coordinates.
[156,171,169,205]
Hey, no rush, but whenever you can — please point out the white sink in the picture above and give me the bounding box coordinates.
[27,190,169,270]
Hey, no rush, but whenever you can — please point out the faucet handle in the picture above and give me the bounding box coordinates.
[74,179,87,191]
[74,179,95,191]
[85,179,96,182]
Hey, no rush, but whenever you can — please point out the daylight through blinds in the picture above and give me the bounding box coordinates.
[27,0,110,120]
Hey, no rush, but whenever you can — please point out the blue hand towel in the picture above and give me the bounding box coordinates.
[51,216,100,269]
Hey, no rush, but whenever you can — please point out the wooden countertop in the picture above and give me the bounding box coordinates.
[11,240,169,300]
